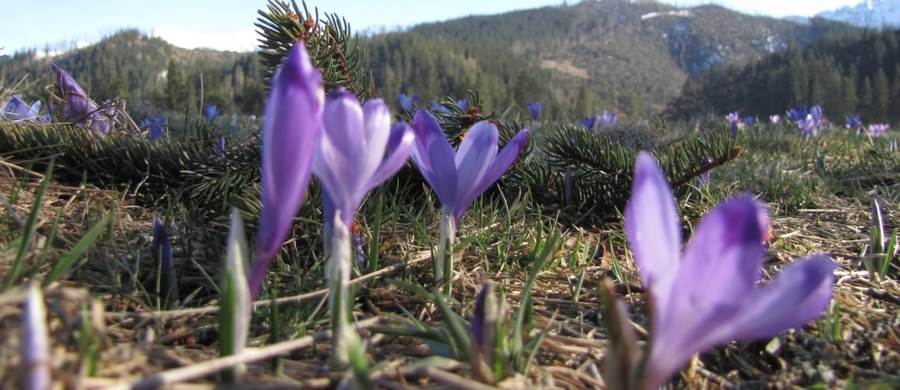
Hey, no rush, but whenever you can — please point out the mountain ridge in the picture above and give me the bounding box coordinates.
[364,0,862,115]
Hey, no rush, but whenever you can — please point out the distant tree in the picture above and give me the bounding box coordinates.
[871,68,889,120]
[859,76,873,118]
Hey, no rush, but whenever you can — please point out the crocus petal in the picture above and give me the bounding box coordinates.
[411,110,458,206]
[666,197,767,318]
[323,91,365,167]
[249,41,323,297]
[365,123,414,192]
[725,255,835,341]
[453,122,498,219]
[361,99,393,175]
[462,128,530,217]
[315,91,374,218]
[644,198,770,387]
[624,152,681,301]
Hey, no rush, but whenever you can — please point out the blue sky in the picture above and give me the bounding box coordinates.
[0,0,862,54]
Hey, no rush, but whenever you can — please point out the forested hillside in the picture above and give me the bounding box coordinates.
[667,28,900,123]
[0,30,267,115]
[0,0,873,120]
[362,0,861,118]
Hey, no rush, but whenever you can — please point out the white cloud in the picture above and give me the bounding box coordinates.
[152,26,258,52]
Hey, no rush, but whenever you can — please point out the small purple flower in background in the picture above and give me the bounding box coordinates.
[725,111,739,138]
[215,136,226,158]
[725,111,739,126]
[2,94,43,122]
[743,115,755,127]
[247,41,323,298]
[456,98,469,111]
[411,110,529,289]
[623,152,835,389]
[141,117,167,140]
[845,114,862,133]
[769,114,781,124]
[398,92,418,111]
[204,104,223,122]
[580,115,596,130]
[23,284,50,390]
[153,218,178,304]
[797,117,816,135]
[51,63,111,133]
[527,101,543,121]
[430,100,451,114]
[866,124,890,136]
[788,105,824,136]
[51,64,96,121]
[810,105,823,125]
[787,106,808,123]
[598,110,617,128]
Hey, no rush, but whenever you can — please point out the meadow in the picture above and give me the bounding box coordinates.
[0,3,899,389]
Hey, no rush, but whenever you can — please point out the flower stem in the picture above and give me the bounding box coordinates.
[436,207,457,296]
[327,212,354,368]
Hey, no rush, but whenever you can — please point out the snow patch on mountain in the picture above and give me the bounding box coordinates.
[814,0,900,28]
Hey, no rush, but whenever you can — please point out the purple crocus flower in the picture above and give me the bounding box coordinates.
[770,114,781,124]
[153,218,178,304]
[624,152,835,389]
[215,136,226,158]
[398,92,418,112]
[204,104,223,122]
[743,116,755,127]
[51,64,96,121]
[797,117,816,135]
[456,98,468,111]
[430,100,451,114]
[51,64,111,133]
[314,92,414,228]
[580,116,596,130]
[411,110,529,225]
[2,94,43,122]
[787,106,808,123]
[810,105,823,125]
[724,112,739,125]
[866,124,890,136]
[725,112,739,138]
[247,41,323,298]
[141,117,167,140]
[411,110,529,287]
[845,114,862,132]
[527,101,543,121]
[598,110,617,128]
[313,91,414,366]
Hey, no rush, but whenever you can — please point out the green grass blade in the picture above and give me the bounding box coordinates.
[4,162,53,290]
[42,207,113,287]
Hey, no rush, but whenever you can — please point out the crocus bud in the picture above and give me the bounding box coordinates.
[247,41,324,298]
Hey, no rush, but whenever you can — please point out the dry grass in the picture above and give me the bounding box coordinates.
[0,141,898,389]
